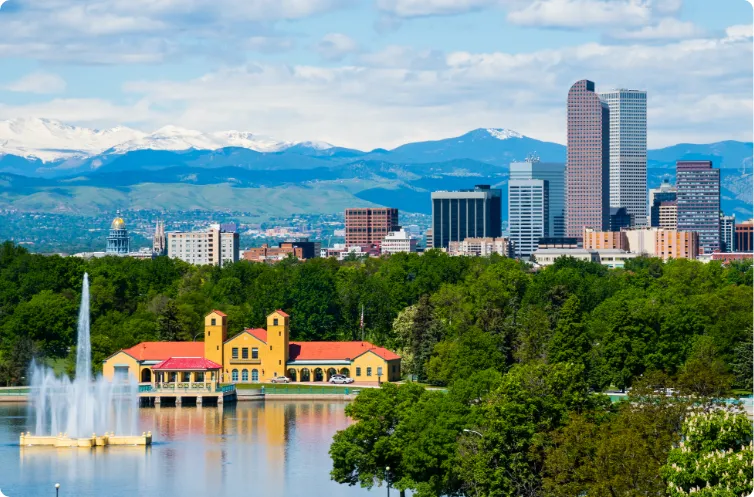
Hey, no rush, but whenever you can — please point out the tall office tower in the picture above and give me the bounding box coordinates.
[649,179,677,227]
[721,214,736,252]
[106,211,130,254]
[344,208,399,247]
[508,179,549,258]
[566,80,610,237]
[599,89,648,226]
[510,158,565,237]
[152,220,167,256]
[676,160,721,254]
[431,185,502,249]
[167,223,239,266]
[736,220,754,252]
[608,207,632,232]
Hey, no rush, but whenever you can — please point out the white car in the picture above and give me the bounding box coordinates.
[329,374,354,384]
[270,376,290,383]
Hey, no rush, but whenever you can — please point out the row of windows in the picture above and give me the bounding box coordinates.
[232,347,259,360]
[231,369,259,382]
[354,366,389,377]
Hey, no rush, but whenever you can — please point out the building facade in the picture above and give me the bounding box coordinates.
[152,220,167,256]
[721,214,736,252]
[599,89,648,227]
[508,179,549,258]
[622,227,699,261]
[103,310,401,385]
[609,207,632,232]
[649,179,677,227]
[106,213,130,254]
[381,229,417,254]
[658,201,678,229]
[510,159,565,237]
[676,160,720,254]
[447,237,514,257]
[345,208,399,247]
[582,228,628,250]
[167,223,239,266]
[431,185,502,249]
[566,80,610,238]
[243,240,320,263]
[736,220,753,253]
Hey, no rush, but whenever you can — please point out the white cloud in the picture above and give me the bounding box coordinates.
[507,0,652,28]
[2,71,67,94]
[246,36,296,53]
[375,0,499,18]
[725,24,753,41]
[610,18,704,40]
[315,33,359,61]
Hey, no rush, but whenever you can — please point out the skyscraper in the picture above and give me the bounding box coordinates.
[599,89,647,226]
[344,208,399,247]
[106,211,130,254]
[510,159,565,237]
[167,223,239,266]
[431,185,502,249]
[676,160,720,254]
[649,179,677,227]
[566,79,610,237]
[721,214,736,252]
[508,179,548,258]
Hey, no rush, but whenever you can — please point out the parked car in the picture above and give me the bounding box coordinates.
[270,376,290,383]
[329,374,354,384]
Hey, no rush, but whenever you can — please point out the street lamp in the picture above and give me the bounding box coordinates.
[193,331,204,342]
[55,483,60,497]
[463,429,484,437]
[386,466,390,497]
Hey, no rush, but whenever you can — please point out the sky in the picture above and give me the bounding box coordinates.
[0,0,751,150]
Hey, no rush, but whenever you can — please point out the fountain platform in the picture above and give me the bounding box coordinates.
[20,431,152,447]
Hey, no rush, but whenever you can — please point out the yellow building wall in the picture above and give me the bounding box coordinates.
[352,352,396,383]
[222,331,285,383]
[267,311,289,365]
[204,311,227,367]
[102,351,140,382]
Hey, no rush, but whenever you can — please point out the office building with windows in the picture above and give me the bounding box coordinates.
[431,185,502,249]
[508,179,549,258]
[566,79,610,237]
[676,161,721,254]
[345,208,400,247]
[510,159,565,237]
[736,220,754,252]
[649,179,678,227]
[721,214,736,252]
[599,89,648,227]
[167,223,239,266]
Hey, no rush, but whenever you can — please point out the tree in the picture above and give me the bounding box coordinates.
[676,336,732,399]
[662,410,753,497]
[731,332,753,391]
[409,295,444,382]
[157,300,181,341]
[548,295,589,367]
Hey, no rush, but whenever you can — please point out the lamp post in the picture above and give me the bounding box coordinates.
[386,466,390,497]
[55,483,60,497]
[463,429,483,438]
[193,331,204,342]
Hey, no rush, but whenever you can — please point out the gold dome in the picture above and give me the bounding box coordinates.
[111,217,126,230]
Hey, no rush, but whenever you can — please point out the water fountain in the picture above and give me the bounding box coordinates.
[20,273,151,447]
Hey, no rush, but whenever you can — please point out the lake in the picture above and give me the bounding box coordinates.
[0,400,377,497]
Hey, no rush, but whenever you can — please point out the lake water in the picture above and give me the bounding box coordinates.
[0,400,377,497]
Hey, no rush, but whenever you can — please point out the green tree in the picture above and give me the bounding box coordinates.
[157,300,181,341]
[548,295,589,367]
[731,332,753,391]
[676,336,732,398]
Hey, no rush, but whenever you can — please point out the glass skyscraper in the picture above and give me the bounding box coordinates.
[509,159,565,237]
[431,185,502,249]
[508,179,548,258]
[676,160,720,254]
[599,89,648,227]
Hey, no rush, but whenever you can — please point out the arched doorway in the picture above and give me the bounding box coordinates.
[339,368,350,377]
[232,369,239,382]
[314,368,324,382]
[252,369,259,382]
[300,368,311,382]
[327,368,337,380]
[288,369,297,382]
[141,368,152,383]
[242,369,249,382]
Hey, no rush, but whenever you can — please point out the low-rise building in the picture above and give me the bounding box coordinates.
[655,229,699,260]
[381,229,417,255]
[596,249,640,268]
[447,237,514,257]
[533,248,599,266]
[735,219,754,252]
[167,223,239,266]
[710,252,754,263]
[243,240,320,263]
[583,228,628,250]
[658,201,678,229]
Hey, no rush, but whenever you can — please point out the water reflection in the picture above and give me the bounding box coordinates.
[2,401,367,497]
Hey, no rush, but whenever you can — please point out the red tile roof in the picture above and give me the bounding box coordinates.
[211,310,227,317]
[241,328,267,343]
[152,357,222,371]
[121,342,204,361]
[288,341,400,361]
[274,309,290,317]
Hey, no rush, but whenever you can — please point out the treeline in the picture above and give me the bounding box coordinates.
[0,240,751,393]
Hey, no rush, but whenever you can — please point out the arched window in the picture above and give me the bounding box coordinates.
[301,368,311,382]
[252,369,259,382]
[242,369,248,382]
[232,369,239,382]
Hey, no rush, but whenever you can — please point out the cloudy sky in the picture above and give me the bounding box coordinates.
[0,0,751,150]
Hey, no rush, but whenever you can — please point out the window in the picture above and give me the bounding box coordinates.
[211,318,216,326]
[252,348,258,359]
[242,348,249,359]
[242,369,248,382]
[232,348,239,359]
[279,360,281,365]
[273,318,279,326]
[367,367,372,377]
[270,345,273,351]
[196,372,204,382]
[377,367,383,376]
[207,331,210,337]
[182,372,190,382]
[392,365,396,373]
[232,369,239,382]
[356,367,361,377]
[252,369,259,382]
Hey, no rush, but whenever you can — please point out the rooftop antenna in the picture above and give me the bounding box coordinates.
[525,152,540,163]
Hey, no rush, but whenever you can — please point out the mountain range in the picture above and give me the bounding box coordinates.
[0,118,751,220]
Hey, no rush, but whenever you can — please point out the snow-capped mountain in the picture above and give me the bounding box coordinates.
[0,118,333,162]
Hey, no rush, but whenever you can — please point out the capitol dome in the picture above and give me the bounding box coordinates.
[111,217,126,230]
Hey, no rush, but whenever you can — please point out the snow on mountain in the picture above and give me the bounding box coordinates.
[211,130,292,152]
[485,128,523,140]
[0,117,145,161]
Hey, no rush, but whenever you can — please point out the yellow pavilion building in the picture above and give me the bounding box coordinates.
[103,310,401,385]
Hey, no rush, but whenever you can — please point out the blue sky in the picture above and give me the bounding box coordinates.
[0,0,751,149]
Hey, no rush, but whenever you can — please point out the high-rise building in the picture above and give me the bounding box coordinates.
[609,207,632,232]
[599,89,648,226]
[582,228,628,250]
[622,227,699,261]
[658,201,678,229]
[676,160,721,254]
[566,79,610,237]
[106,212,130,255]
[381,229,417,254]
[510,159,565,237]
[721,214,736,252]
[344,208,399,247]
[431,185,502,249]
[167,223,239,266]
[152,220,167,256]
[735,220,754,253]
[649,179,677,227]
[508,179,549,258]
